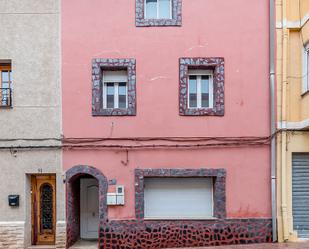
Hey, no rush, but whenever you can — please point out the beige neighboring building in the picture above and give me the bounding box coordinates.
[0,1,65,248]
[276,0,309,242]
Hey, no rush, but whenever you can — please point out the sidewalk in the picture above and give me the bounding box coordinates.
[169,242,309,249]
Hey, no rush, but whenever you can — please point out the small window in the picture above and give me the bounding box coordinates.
[92,58,136,116]
[179,57,225,116]
[303,45,309,94]
[145,0,172,19]
[188,70,214,109]
[0,61,12,107]
[136,0,182,27]
[144,178,213,219]
[103,71,128,109]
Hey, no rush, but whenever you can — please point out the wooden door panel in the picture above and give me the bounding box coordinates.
[31,175,56,245]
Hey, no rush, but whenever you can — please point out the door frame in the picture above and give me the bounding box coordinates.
[31,174,56,245]
[65,165,108,248]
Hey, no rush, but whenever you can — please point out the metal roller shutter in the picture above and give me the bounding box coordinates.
[293,153,309,238]
[144,178,213,219]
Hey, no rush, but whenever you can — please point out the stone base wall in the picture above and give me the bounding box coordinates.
[99,219,272,249]
[0,221,66,249]
[0,222,24,249]
[56,221,66,249]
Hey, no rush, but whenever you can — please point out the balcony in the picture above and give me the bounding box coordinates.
[0,88,12,107]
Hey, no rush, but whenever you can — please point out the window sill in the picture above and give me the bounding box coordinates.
[136,18,181,27]
[92,108,136,117]
[180,108,224,116]
[301,90,309,97]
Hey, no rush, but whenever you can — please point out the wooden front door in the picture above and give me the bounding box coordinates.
[31,175,56,245]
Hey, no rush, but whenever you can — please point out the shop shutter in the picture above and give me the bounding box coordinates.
[293,153,309,238]
[144,178,213,219]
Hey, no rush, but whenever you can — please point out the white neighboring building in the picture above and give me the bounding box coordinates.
[0,1,64,248]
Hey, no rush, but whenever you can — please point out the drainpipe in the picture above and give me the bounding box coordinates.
[280,0,289,241]
[270,0,277,242]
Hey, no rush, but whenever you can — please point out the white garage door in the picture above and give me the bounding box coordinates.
[144,178,213,219]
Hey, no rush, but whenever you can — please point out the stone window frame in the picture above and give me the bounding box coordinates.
[179,57,225,116]
[135,0,182,27]
[135,168,226,220]
[92,58,136,116]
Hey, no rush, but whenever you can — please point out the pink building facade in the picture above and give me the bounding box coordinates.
[62,0,272,248]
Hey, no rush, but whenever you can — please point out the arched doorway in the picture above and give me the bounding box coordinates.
[66,165,108,248]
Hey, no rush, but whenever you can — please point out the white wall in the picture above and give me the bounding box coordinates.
[0,1,63,247]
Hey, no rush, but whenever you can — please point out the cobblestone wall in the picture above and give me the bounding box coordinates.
[99,219,272,249]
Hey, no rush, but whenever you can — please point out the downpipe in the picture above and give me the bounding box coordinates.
[270,0,277,242]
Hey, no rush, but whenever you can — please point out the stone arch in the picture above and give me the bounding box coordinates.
[66,165,108,248]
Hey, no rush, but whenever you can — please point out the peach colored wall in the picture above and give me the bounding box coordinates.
[62,0,271,219]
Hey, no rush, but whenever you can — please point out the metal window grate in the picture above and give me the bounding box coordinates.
[0,88,12,107]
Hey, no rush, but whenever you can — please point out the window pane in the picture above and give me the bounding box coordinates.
[40,184,53,230]
[1,88,8,105]
[201,76,210,107]
[118,82,126,95]
[146,0,157,19]
[106,83,114,108]
[119,95,126,108]
[107,83,114,94]
[118,82,127,108]
[189,76,197,108]
[1,82,9,88]
[1,71,9,83]
[159,0,171,18]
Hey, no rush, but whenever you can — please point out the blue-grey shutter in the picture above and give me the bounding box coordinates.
[293,153,309,238]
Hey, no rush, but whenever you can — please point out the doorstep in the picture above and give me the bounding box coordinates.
[69,240,98,249]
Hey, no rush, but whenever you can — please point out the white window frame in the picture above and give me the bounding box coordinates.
[144,0,172,19]
[303,44,309,94]
[103,71,128,109]
[188,69,214,109]
[144,178,214,220]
